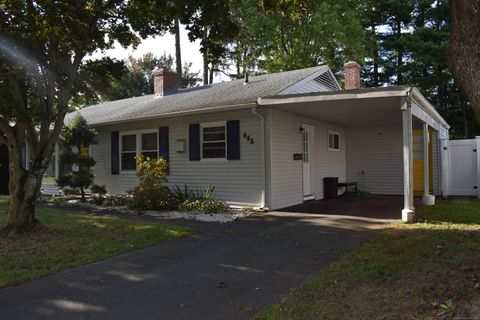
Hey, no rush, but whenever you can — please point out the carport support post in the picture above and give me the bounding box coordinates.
[401,98,415,222]
[422,123,435,205]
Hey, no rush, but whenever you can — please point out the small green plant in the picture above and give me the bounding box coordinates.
[90,184,107,195]
[178,199,228,213]
[440,299,456,312]
[242,206,257,214]
[61,187,80,196]
[170,184,215,206]
[48,196,67,205]
[94,194,132,207]
[130,155,173,210]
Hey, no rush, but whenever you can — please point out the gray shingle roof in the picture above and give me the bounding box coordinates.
[72,66,327,125]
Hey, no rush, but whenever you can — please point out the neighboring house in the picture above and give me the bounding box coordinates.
[66,62,450,222]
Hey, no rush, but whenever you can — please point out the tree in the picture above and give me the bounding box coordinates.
[225,0,367,76]
[0,1,172,236]
[180,1,239,84]
[448,1,480,126]
[173,18,183,77]
[104,53,200,100]
[57,114,98,201]
[360,0,478,137]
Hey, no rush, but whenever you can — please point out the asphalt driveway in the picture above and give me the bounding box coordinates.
[0,209,395,320]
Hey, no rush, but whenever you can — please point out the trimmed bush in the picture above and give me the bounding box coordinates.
[129,155,173,210]
[90,184,107,195]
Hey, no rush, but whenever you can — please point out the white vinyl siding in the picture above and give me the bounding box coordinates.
[91,109,263,207]
[267,109,346,210]
[431,130,441,195]
[346,127,403,195]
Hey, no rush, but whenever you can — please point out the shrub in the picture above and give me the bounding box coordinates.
[129,155,172,210]
[57,113,98,201]
[61,187,80,196]
[91,194,132,207]
[170,185,215,206]
[90,184,107,195]
[178,199,228,214]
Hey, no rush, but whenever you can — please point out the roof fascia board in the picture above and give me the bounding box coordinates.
[258,88,409,106]
[411,88,450,129]
[89,102,256,127]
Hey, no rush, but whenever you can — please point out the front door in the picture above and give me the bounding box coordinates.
[302,124,315,200]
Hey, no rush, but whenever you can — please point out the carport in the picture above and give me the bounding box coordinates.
[258,86,450,222]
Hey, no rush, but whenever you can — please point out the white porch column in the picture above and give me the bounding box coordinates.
[422,123,435,205]
[402,98,415,222]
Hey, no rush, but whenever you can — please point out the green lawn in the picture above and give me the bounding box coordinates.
[41,176,57,185]
[0,196,192,288]
[256,199,480,319]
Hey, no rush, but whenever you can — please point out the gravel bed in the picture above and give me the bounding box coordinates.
[52,200,252,223]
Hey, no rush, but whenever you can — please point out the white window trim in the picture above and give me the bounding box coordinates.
[200,121,228,161]
[119,129,159,172]
[328,130,341,152]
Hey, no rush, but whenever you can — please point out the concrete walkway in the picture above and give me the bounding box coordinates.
[0,209,395,320]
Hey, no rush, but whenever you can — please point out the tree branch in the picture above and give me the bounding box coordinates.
[0,116,14,139]
[0,131,6,145]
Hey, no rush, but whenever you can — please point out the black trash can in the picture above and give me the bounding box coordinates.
[323,177,338,199]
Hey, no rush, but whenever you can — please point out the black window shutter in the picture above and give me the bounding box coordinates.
[189,124,200,161]
[227,120,240,160]
[111,131,119,174]
[158,127,169,162]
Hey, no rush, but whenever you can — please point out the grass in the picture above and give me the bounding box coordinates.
[255,199,480,320]
[41,176,56,185]
[0,196,192,288]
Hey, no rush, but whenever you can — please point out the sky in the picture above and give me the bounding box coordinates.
[88,24,227,83]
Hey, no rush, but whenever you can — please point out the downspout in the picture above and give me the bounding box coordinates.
[251,106,266,209]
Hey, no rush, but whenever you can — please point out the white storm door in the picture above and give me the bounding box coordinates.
[302,124,315,200]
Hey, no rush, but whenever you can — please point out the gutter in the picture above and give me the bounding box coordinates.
[251,106,267,210]
[86,102,256,127]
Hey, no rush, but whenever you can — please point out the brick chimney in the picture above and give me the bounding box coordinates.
[153,68,179,96]
[344,61,361,90]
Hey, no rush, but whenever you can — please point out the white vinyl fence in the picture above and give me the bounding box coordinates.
[446,137,480,197]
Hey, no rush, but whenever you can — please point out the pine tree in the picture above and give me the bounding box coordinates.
[57,114,98,201]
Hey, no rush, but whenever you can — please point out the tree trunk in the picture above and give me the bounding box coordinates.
[463,107,469,138]
[448,1,480,125]
[174,18,182,80]
[1,142,44,237]
[209,64,214,84]
[203,26,209,85]
[203,51,209,85]
[371,21,379,87]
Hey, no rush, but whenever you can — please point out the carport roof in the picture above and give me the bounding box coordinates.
[258,86,450,129]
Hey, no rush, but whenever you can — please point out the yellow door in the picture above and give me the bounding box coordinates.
[413,130,433,196]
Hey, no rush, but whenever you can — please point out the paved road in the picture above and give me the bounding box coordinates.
[0,210,393,320]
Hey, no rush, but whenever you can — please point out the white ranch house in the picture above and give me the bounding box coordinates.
[61,62,450,222]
